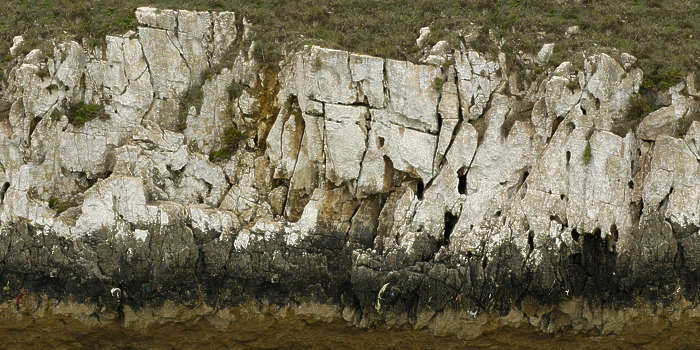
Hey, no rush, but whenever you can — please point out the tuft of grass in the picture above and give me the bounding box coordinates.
[178,84,203,131]
[675,108,700,137]
[177,48,240,131]
[227,80,243,100]
[67,103,105,127]
[642,67,685,92]
[208,127,244,162]
[582,141,592,165]
[611,93,655,137]
[566,79,578,91]
[432,76,445,91]
[48,196,72,215]
[50,109,62,121]
[36,66,50,79]
[312,55,323,70]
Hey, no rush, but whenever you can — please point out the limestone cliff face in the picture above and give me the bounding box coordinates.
[0,7,698,340]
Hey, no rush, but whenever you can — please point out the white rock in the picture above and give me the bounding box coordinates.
[73,176,149,236]
[138,26,190,98]
[536,43,555,66]
[641,136,699,229]
[10,36,24,56]
[349,54,385,108]
[368,110,437,183]
[385,59,441,133]
[185,68,235,154]
[324,104,369,185]
[636,106,683,141]
[565,26,580,37]
[135,7,177,31]
[455,49,501,120]
[430,41,450,56]
[685,121,700,160]
[212,12,237,63]
[302,46,356,105]
[416,27,431,48]
[177,10,213,83]
[584,53,642,121]
[173,154,228,207]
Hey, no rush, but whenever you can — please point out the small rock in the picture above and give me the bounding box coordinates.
[536,43,555,66]
[565,26,580,37]
[24,49,43,65]
[655,91,672,107]
[9,36,24,56]
[686,72,698,97]
[423,55,446,66]
[620,53,637,70]
[243,18,254,42]
[416,27,431,49]
[122,30,136,38]
[637,106,680,141]
[430,40,450,56]
[268,186,288,216]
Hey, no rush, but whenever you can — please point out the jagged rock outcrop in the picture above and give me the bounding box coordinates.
[0,7,698,346]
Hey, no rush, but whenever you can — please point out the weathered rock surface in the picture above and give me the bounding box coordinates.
[0,7,698,343]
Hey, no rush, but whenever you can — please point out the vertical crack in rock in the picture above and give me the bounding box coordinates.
[436,68,465,172]
[430,68,445,179]
[283,113,306,219]
[354,110,372,198]
[205,11,216,69]
[137,35,157,103]
[167,13,192,79]
[166,31,192,78]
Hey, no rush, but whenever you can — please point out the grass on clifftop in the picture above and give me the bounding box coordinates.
[1,0,699,90]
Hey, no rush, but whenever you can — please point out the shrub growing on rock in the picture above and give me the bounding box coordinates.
[209,127,244,162]
[67,103,105,127]
[48,196,72,215]
[611,93,654,137]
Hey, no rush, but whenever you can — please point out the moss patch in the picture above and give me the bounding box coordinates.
[208,127,244,162]
[67,103,105,127]
[582,141,592,165]
[676,107,700,137]
[48,197,72,215]
[611,93,655,137]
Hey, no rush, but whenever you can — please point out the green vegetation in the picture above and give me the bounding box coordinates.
[582,141,593,165]
[611,93,655,137]
[35,66,49,79]
[48,196,72,215]
[208,127,244,162]
[676,107,700,137]
[1,1,698,137]
[50,109,62,121]
[227,80,243,100]
[177,48,242,131]
[178,83,203,130]
[312,56,323,70]
[67,103,105,127]
[432,76,445,91]
[1,0,698,91]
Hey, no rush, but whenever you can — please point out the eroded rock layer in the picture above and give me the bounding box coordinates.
[0,7,698,343]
